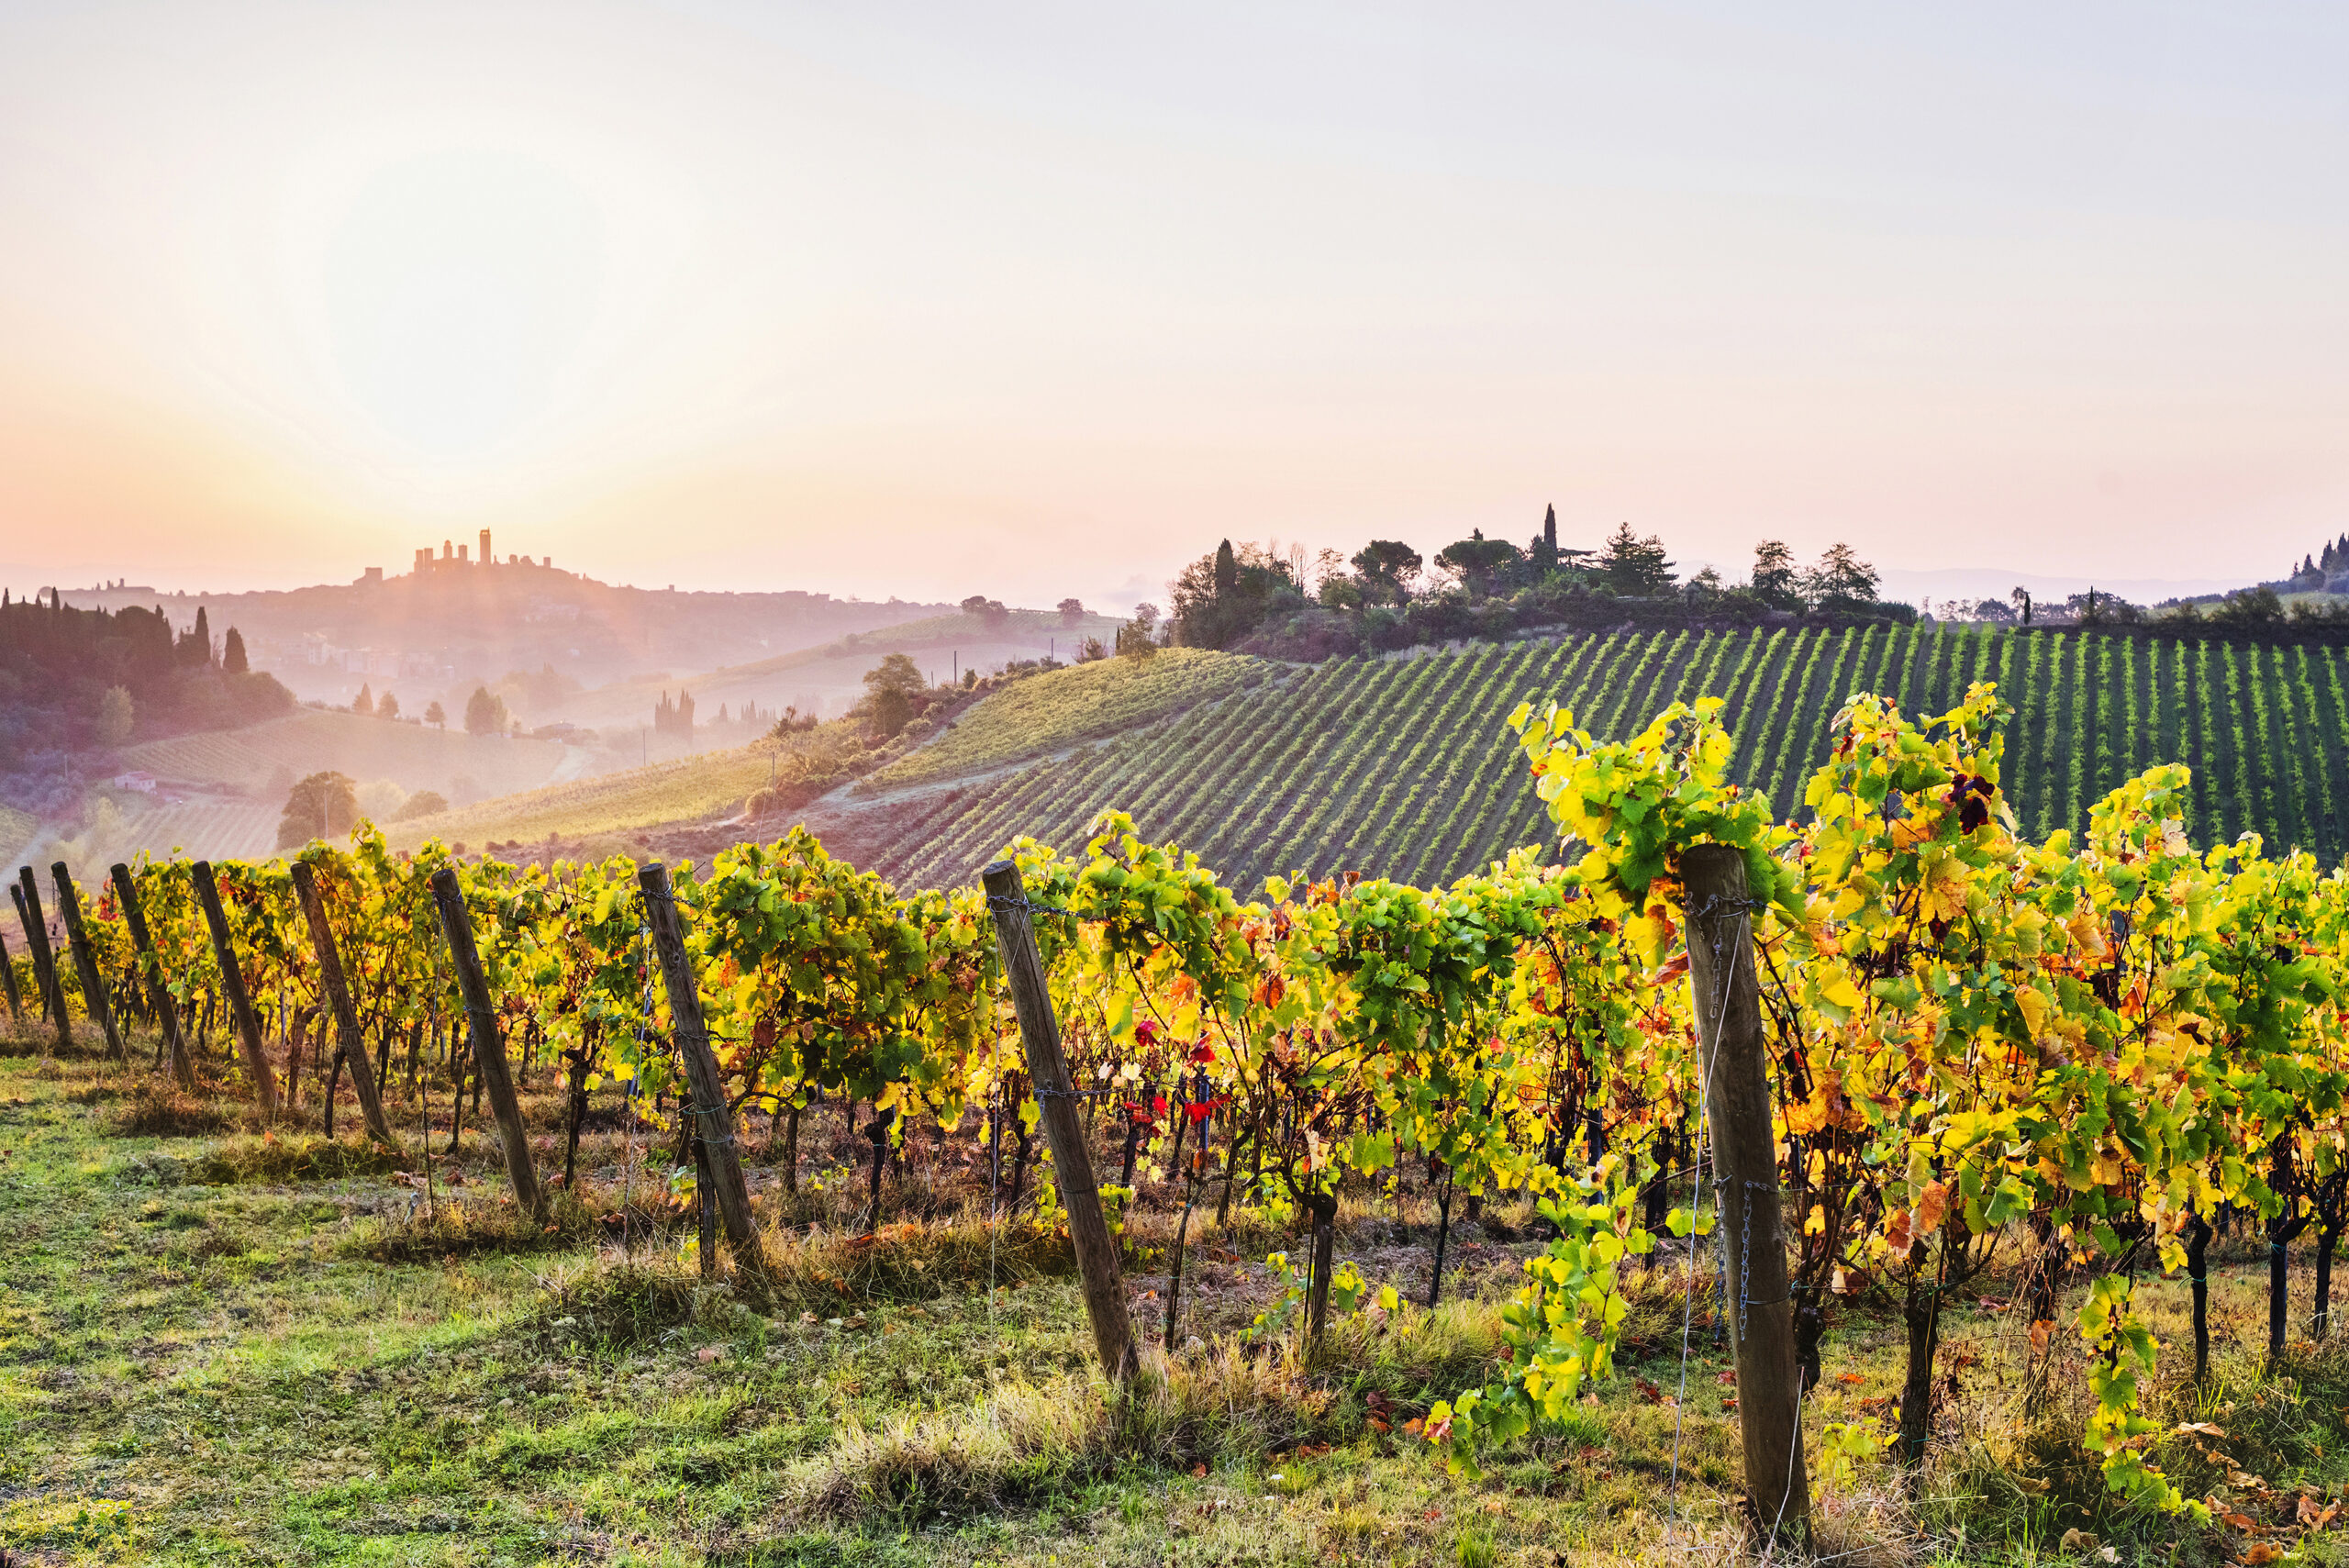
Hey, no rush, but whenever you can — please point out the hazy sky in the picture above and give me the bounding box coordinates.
[3,2,2345,608]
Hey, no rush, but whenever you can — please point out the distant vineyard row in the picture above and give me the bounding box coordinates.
[842,623,2349,892]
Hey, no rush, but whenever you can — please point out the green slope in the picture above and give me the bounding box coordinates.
[860,648,1273,790]
[815,625,2349,895]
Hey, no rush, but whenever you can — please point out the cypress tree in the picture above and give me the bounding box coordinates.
[222,626,248,675]
[1213,539,1236,600]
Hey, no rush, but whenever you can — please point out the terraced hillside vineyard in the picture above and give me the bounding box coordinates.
[822,624,2349,892]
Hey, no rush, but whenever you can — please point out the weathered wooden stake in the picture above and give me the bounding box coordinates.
[1682,844,1809,1545]
[636,861,763,1277]
[17,870,72,1050]
[50,865,123,1059]
[107,863,197,1089]
[429,866,543,1219]
[0,923,24,1025]
[289,862,395,1145]
[981,859,1138,1386]
[10,883,40,1014]
[191,862,280,1117]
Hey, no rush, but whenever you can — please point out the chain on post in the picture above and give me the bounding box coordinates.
[1739,1176,1753,1345]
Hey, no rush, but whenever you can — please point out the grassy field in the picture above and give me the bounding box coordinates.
[384,722,871,852]
[101,797,280,862]
[804,624,2349,895]
[124,709,573,799]
[3,1020,2343,1566]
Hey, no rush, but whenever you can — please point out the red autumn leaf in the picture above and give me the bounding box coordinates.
[1189,1042,1216,1064]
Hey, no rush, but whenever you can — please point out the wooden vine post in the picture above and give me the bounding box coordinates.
[8,887,40,1024]
[50,865,124,1059]
[191,862,280,1117]
[16,869,72,1051]
[108,863,197,1089]
[636,861,763,1277]
[289,862,395,1145]
[1681,844,1809,1544]
[12,883,51,1020]
[0,923,23,1026]
[981,859,1139,1387]
[428,867,544,1219]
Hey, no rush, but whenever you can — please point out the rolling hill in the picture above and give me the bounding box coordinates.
[380,718,875,855]
[795,622,2349,894]
[542,608,1129,732]
[122,707,576,802]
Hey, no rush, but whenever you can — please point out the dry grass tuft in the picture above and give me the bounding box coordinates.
[526,1256,729,1349]
[357,1183,607,1262]
[789,1296,1507,1525]
[751,1209,1081,1313]
[108,1084,235,1138]
[184,1132,406,1184]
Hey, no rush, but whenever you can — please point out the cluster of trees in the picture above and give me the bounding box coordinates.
[2286,533,2349,593]
[465,687,513,736]
[852,652,950,740]
[1164,514,1898,655]
[351,684,403,721]
[1945,580,2349,640]
[273,770,447,848]
[651,689,696,738]
[959,595,1094,629]
[0,589,290,815]
[958,595,1012,628]
[351,663,580,736]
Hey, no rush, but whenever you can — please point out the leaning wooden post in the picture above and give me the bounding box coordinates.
[981,859,1138,1386]
[50,865,124,1060]
[17,870,72,1051]
[0,924,24,1026]
[636,861,763,1276]
[8,887,41,1024]
[107,863,197,1089]
[1681,844,1808,1544]
[429,867,544,1219]
[191,862,280,1117]
[289,862,395,1146]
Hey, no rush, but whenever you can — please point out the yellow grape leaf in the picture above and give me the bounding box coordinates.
[1817,973,1864,1018]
